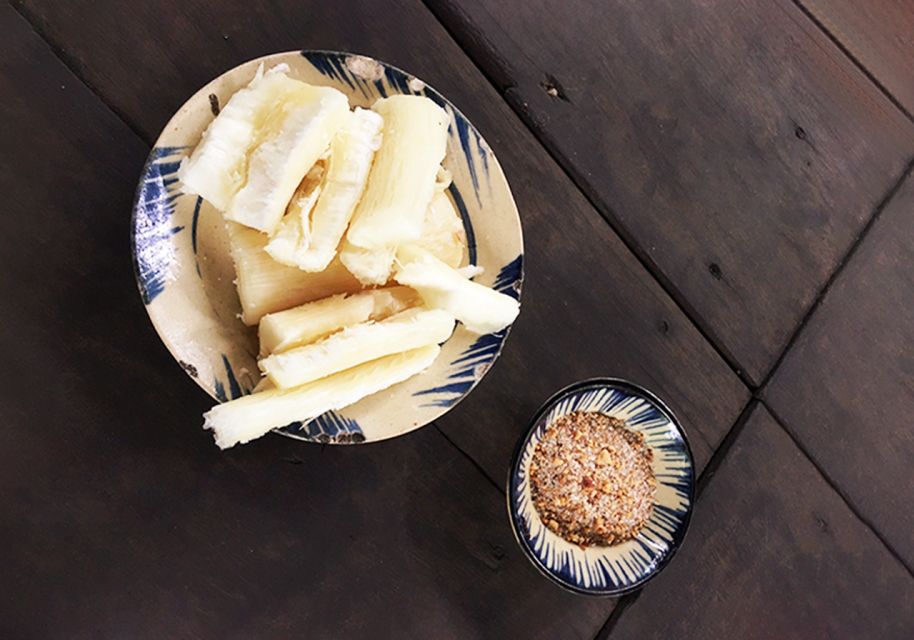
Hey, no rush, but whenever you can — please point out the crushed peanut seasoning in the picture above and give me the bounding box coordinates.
[529,411,656,547]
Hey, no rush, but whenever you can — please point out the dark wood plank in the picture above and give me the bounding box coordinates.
[14,0,748,476]
[765,168,914,569]
[0,6,618,637]
[609,405,914,640]
[800,0,914,117]
[427,0,914,383]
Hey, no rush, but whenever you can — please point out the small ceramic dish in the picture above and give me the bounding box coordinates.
[508,379,694,596]
[131,51,523,444]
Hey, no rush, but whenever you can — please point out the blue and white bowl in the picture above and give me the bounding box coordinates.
[508,379,694,596]
[131,51,523,444]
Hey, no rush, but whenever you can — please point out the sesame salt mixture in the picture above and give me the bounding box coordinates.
[529,411,656,547]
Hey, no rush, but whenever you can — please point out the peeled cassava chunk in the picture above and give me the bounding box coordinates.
[344,96,449,249]
[394,246,519,335]
[293,108,384,271]
[260,308,455,389]
[178,64,301,211]
[226,82,349,233]
[205,345,440,449]
[258,286,418,356]
[227,222,361,325]
[413,190,466,269]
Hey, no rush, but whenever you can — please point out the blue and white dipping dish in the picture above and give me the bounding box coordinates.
[508,379,694,596]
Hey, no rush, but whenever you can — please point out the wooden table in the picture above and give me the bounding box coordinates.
[2,1,912,637]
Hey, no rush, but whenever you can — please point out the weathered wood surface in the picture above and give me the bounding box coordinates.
[0,5,618,637]
[426,0,914,383]
[766,167,914,569]
[14,0,748,477]
[799,0,914,117]
[5,0,914,636]
[608,406,914,640]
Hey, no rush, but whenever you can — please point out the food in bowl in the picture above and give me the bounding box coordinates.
[177,63,520,448]
[528,411,656,547]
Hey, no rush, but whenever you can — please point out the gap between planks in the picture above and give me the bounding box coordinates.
[790,0,914,126]
[10,1,153,145]
[434,423,503,493]
[756,157,914,391]
[763,401,914,580]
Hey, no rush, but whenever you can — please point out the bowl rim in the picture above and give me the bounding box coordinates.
[129,49,525,444]
[506,377,696,596]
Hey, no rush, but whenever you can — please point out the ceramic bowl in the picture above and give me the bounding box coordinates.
[508,379,694,596]
[131,51,523,444]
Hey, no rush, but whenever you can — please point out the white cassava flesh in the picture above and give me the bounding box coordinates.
[293,108,383,271]
[344,96,449,249]
[258,286,418,356]
[394,246,519,335]
[413,190,465,269]
[226,83,350,233]
[178,64,300,211]
[339,185,465,284]
[205,345,440,449]
[260,308,455,389]
[227,222,361,325]
[264,163,324,266]
[338,240,396,286]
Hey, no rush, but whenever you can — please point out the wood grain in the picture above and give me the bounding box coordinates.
[609,405,914,640]
[13,0,748,477]
[799,0,914,117]
[0,6,620,637]
[426,0,914,384]
[765,167,914,569]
